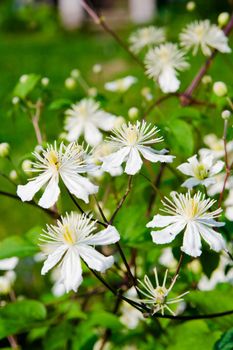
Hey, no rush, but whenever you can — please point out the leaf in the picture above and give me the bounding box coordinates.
[13,74,41,99]
[215,328,233,350]
[171,107,201,121]
[44,321,73,350]
[88,311,122,330]
[49,98,72,110]
[0,235,39,259]
[0,300,47,339]
[167,119,194,157]
[200,249,220,278]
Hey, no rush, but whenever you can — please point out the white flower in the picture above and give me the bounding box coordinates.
[225,190,233,221]
[64,99,117,147]
[200,133,233,161]
[0,271,16,295]
[0,257,18,271]
[177,154,224,189]
[145,43,189,93]
[104,76,137,93]
[147,191,226,257]
[0,143,10,157]
[159,248,177,269]
[120,287,143,329]
[207,173,233,196]
[180,20,231,56]
[101,121,174,176]
[129,26,166,54]
[17,142,98,209]
[40,212,120,293]
[135,268,188,315]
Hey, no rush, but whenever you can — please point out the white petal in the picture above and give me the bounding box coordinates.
[38,175,60,209]
[197,223,226,252]
[177,162,194,176]
[138,146,174,163]
[41,245,67,275]
[78,245,114,272]
[159,67,180,93]
[151,221,185,244]
[181,178,201,189]
[102,147,130,170]
[181,222,202,257]
[0,257,19,271]
[226,206,233,221]
[81,225,120,245]
[61,172,98,203]
[17,171,52,202]
[94,112,116,131]
[66,123,84,142]
[84,123,102,146]
[60,247,83,292]
[209,160,224,176]
[146,214,179,228]
[125,148,143,175]
[197,218,225,227]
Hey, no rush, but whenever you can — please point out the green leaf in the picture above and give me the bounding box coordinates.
[13,74,41,99]
[167,119,194,157]
[215,328,233,350]
[44,321,72,350]
[89,311,122,330]
[49,98,72,110]
[0,235,39,259]
[171,107,201,121]
[0,300,47,339]
[200,249,220,278]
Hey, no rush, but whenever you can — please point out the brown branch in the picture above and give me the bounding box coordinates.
[181,14,233,106]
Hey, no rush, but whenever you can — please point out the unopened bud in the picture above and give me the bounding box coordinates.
[19,74,28,83]
[213,81,228,97]
[186,1,196,11]
[41,77,49,87]
[202,75,212,85]
[222,110,231,120]
[128,107,139,119]
[114,116,125,128]
[65,77,76,90]
[0,143,10,157]
[22,159,32,173]
[70,69,80,79]
[9,170,18,181]
[218,12,230,27]
[12,96,20,105]
[92,64,102,74]
[88,87,97,97]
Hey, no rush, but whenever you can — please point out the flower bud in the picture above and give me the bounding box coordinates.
[41,77,49,87]
[92,64,102,74]
[141,87,152,101]
[114,116,125,128]
[88,87,97,97]
[0,143,10,157]
[19,74,28,83]
[218,12,230,27]
[70,69,80,79]
[128,107,139,119]
[186,1,196,11]
[12,96,20,105]
[65,77,76,90]
[22,159,32,173]
[221,110,231,120]
[201,75,212,85]
[9,170,18,181]
[213,81,228,97]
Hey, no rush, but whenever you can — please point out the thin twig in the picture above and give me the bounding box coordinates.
[146,163,166,217]
[31,99,43,145]
[109,176,132,225]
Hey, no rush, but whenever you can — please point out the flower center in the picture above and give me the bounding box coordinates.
[194,163,208,180]
[185,198,200,219]
[46,150,60,169]
[79,105,88,118]
[195,25,205,40]
[63,224,76,245]
[154,286,167,304]
[125,126,139,146]
[159,47,170,64]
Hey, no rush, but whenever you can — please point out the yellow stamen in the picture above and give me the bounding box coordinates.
[63,224,76,245]
[46,150,60,169]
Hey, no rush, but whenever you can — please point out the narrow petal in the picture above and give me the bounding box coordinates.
[84,123,103,146]
[138,146,174,163]
[197,223,226,252]
[81,225,120,246]
[38,175,60,209]
[125,148,143,175]
[181,178,201,189]
[78,245,114,272]
[181,222,202,257]
[209,160,224,176]
[66,123,84,142]
[151,221,185,244]
[60,247,83,292]
[146,214,179,228]
[41,245,67,275]
[177,162,194,176]
[102,147,130,170]
[17,171,52,202]
[94,112,116,131]
[159,67,180,93]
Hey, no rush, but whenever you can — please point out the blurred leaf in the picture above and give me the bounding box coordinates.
[200,249,220,278]
[215,328,233,350]
[171,107,201,121]
[13,74,40,98]
[166,320,221,350]
[167,119,194,157]
[49,98,72,110]
[0,235,38,259]
[0,300,47,339]
[88,311,122,330]
[44,321,72,350]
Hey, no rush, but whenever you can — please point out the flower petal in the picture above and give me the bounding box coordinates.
[197,223,226,252]
[38,175,60,209]
[181,178,201,189]
[78,245,114,272]
[84,123,103,146]
[159,67,180,93]
[102,147,130,171]
[41,245,67,275]
[138,146,174,163]
[81,225,120,246]
[60,247,83,292]
[181,222,202,257]
[66,122,84,142]
[151,221,185,244]
[17,171,52,202]
[146,214,179,228]
[125,148,143,175]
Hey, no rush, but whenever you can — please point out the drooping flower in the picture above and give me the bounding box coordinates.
[0,257,18,295]
[129,26,166,54]
[64,99,117,146]
[0,257,18,271]
[135,268,188,315]
[145,43,189,93]
[40,212,120,293]
[180,20,231,56]
[104,76,137,93]
[177,154,224,189]
[17,142,98,209]
[101,121,174,176]
[147,191,226,257]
